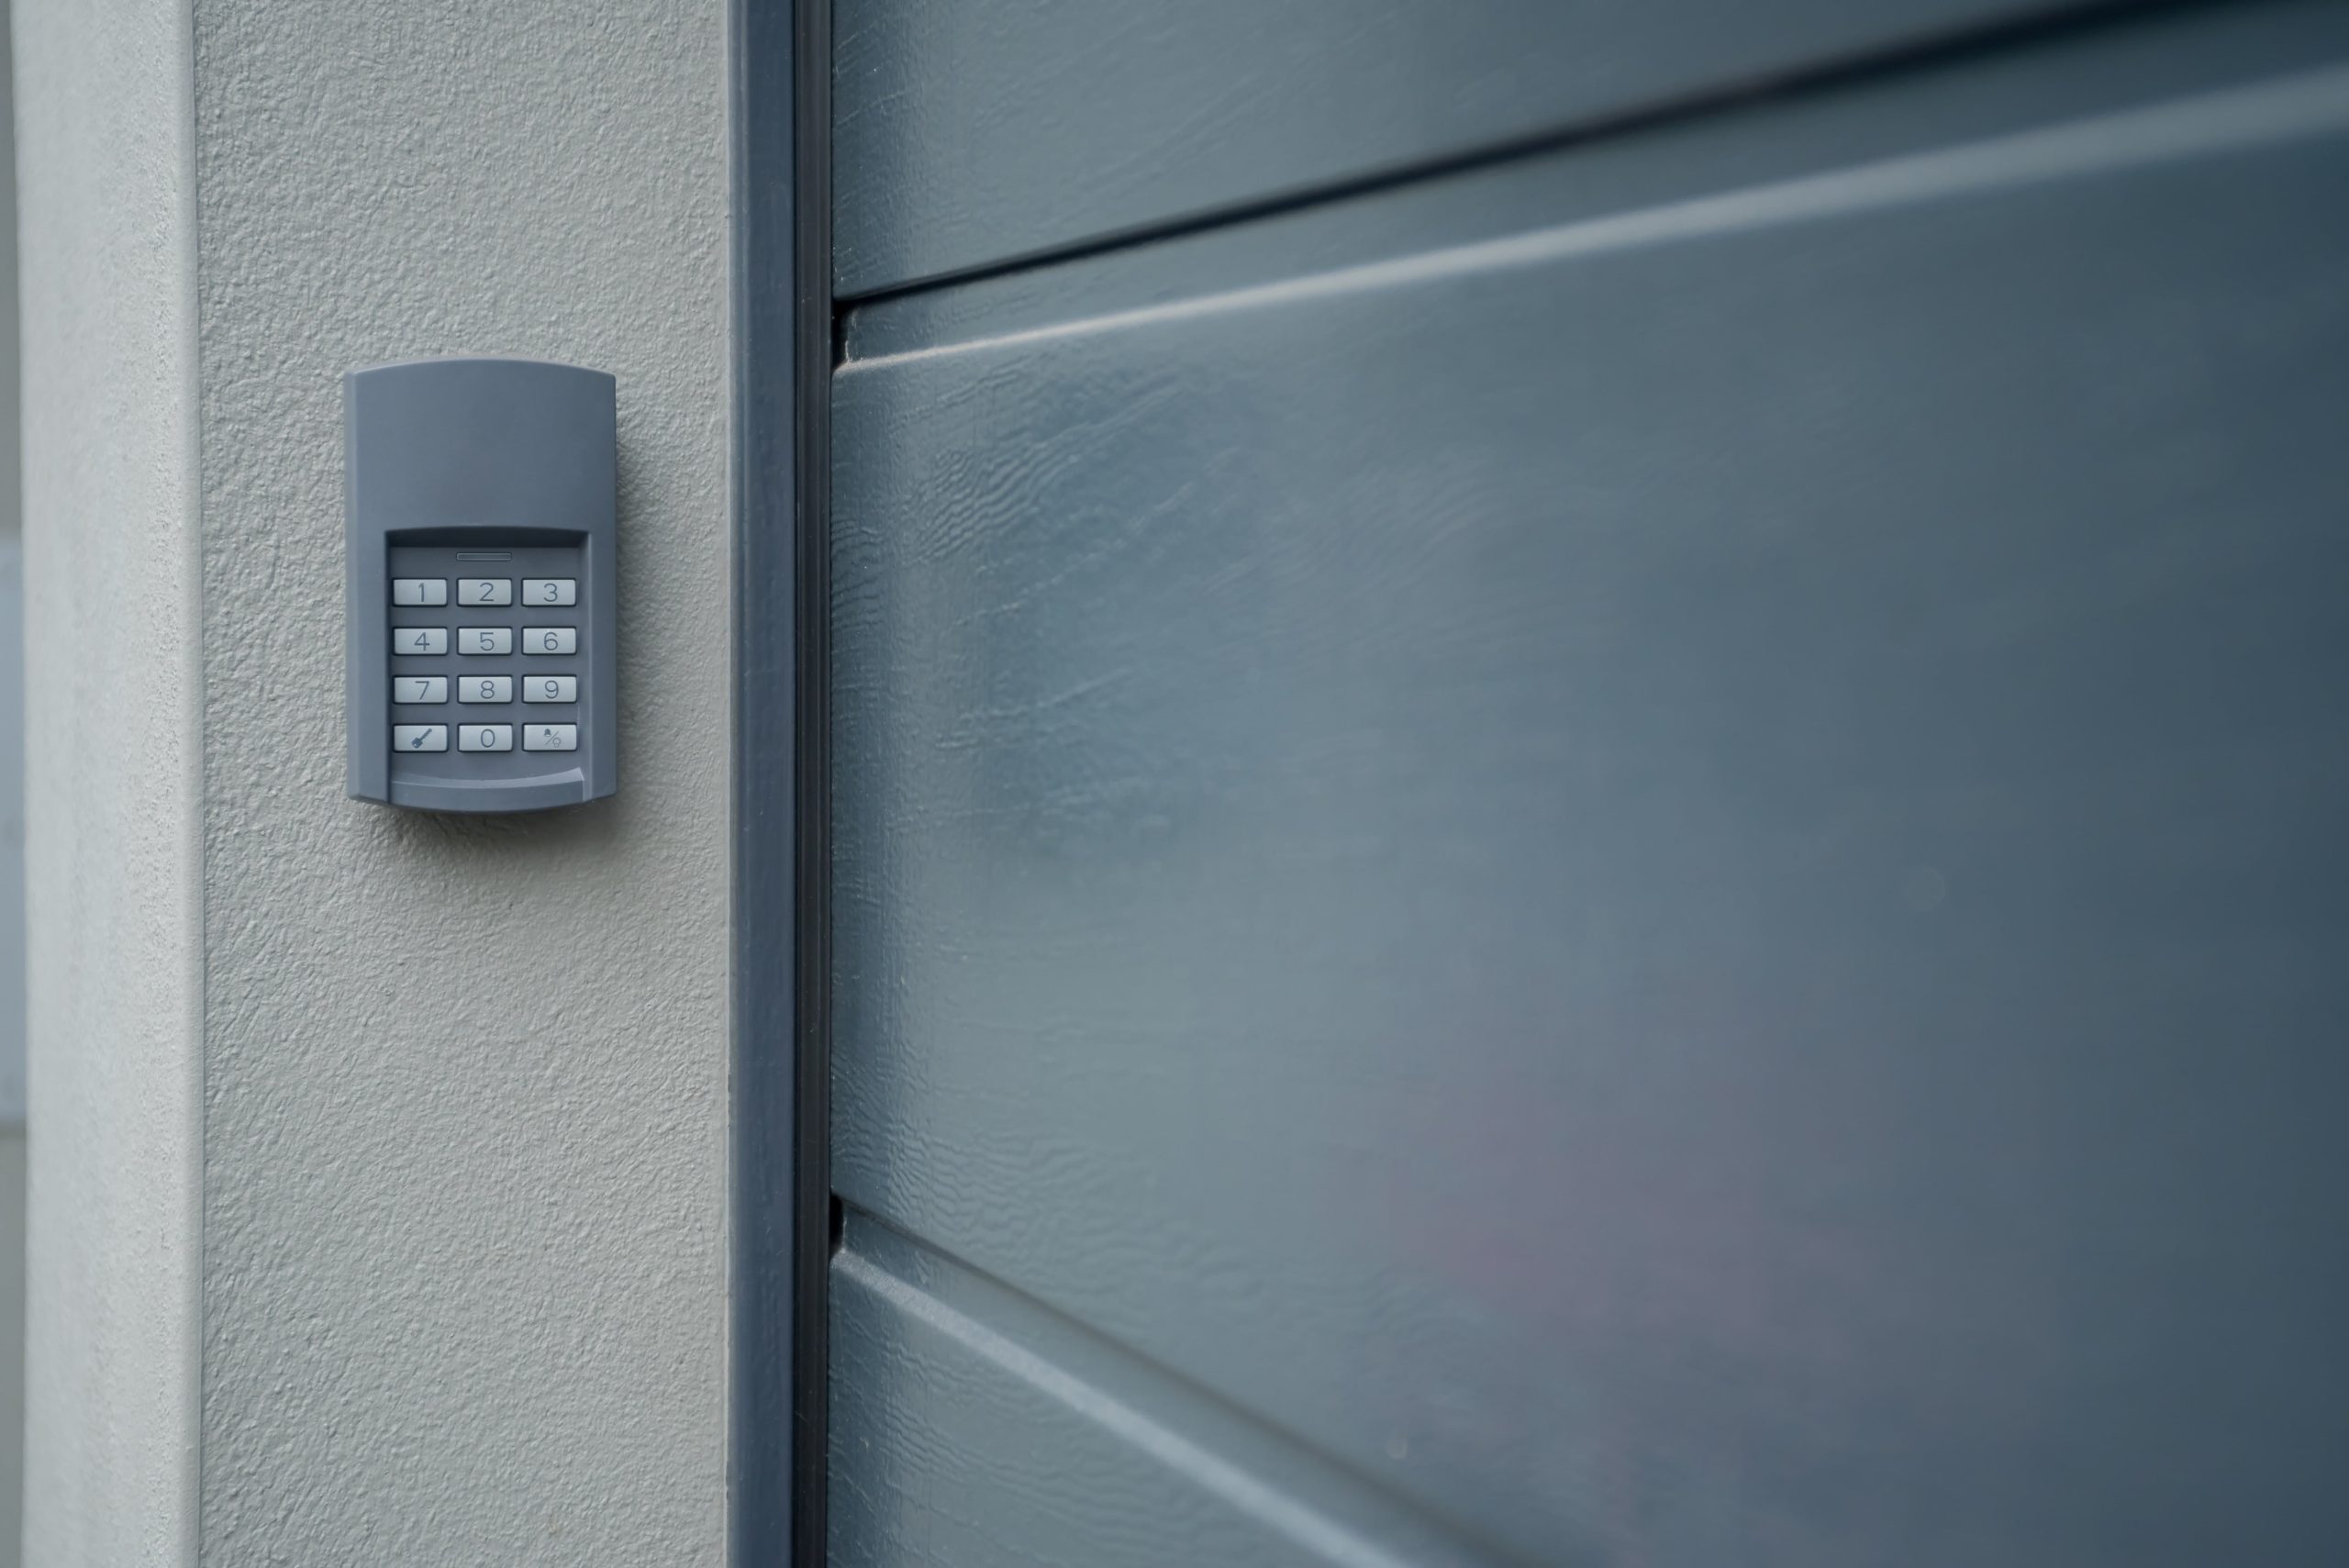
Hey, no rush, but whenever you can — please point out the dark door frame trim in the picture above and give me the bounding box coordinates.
[730,0,830,1561]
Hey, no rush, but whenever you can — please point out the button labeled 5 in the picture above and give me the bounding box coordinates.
[457,578,513,606]
[522,627,576,656]
[458,675,513,704]
[461,627,514,655]
[392,676,447,705]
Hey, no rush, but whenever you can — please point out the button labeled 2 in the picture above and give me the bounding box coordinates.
[523,675,577,704]
[457,578,513,606]
[522,723,578,752]
[458,675,513,704]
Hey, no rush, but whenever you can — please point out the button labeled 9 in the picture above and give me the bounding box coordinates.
[523,675,577,704]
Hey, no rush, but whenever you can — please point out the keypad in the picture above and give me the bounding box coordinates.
[386,544,582,773]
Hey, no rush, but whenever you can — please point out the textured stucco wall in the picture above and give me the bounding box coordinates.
[189,2,731,1562]
[21,0,730,1561]
[16,0,206,1562]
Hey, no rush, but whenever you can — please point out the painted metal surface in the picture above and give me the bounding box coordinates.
[826,16,2349,1562]
[830,0,2143,295]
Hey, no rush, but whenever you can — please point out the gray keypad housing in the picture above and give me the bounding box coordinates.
[346,356,617,812]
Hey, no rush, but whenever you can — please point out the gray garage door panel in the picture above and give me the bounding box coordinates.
[829,54,2349,1567]
[834,0,2144,295]
[830,1213,1506,1568]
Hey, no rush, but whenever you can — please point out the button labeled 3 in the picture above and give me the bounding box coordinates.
[523,578,577,606]
[522,723,578,752]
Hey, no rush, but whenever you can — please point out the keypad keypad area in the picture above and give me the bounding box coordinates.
[386,541,584,784]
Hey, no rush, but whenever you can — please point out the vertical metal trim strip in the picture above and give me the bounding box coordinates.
[729,0,825,1561]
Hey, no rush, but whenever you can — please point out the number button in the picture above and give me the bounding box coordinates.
[462,627,514,656]
[392,676,447,705]
[522,675,577,704]
[457,675,514,704]
[395,627,449,655]
[522,724,578,752]
[522,627,577,656]
[457,724,515,753]
[523,578,576,606]
[457,578,513,606]
[393,725,448,752]
[391,579,447,606]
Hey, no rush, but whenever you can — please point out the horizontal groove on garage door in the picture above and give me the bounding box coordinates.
[831,1207,1524,1568]
[830,0,2172,297]
[827,5,2349,1566]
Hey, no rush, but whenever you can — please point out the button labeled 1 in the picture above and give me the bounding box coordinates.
[523,724,578,752]
[458,724,515,753]
[391,578,448,606]
[523,578,577,606]
[523,675,576,704]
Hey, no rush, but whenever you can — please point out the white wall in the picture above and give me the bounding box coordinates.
[18,1,732,1561]
[16,0,205,1560]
